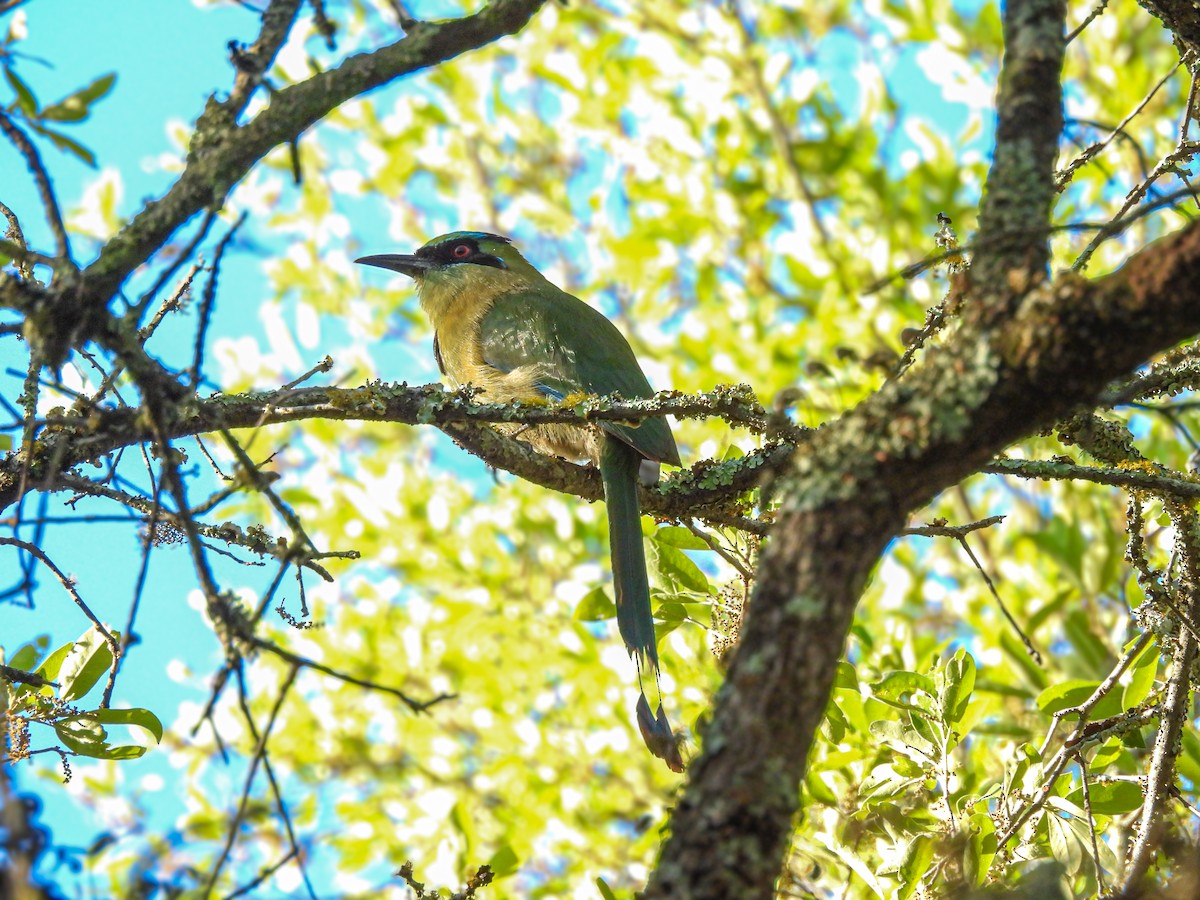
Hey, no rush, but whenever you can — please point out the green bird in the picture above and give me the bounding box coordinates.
[357,231,684,772]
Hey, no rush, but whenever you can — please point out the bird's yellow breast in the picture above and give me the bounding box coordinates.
[418,265,544,401]
[417,265,597,461]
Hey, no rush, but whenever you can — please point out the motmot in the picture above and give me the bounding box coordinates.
[357,232,684,772]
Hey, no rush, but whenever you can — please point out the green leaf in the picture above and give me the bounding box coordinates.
[75,72,117,105]
[93,707,163,744]
[964,812,997,886]
[596,878,619,900]
[450,800,476,857]
[823,699,848,743]
[1088,737,1127,770]
[1033,680,1121,720]
[647,540,710,595]
[58,627,117,702]
[1064,609,1111,676]
[40,73,115,123]
[28,122,97,167]
[868,719,936,763]
[939,648,976,725]
[1121,637,1159,711]
[999,628,1049,691]
[803,769,839,807]
[1045,812,1083,877]
[1066,779,1143,815]
[834,660,858,690]
[4,65,38,115]
[860,763,921,800]
[7,639,47,673]
[652,525,709,551]
[870,671,935,711]
[35,640,74,683]
[897,835,934,899]
[54,714,107,753]
[573,587,615,621]
[54,709,156,760]
[487,844,519,878]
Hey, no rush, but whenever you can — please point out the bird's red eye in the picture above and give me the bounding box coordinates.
[452,244,472,259]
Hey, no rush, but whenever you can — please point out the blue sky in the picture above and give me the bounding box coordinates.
[1,1,267,886]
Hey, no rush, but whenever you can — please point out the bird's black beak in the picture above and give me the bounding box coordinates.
[354,253,435,279]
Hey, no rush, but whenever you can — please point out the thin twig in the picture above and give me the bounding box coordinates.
[132,210,217,325]
[1121,556,1197,889]
[139,260,204,343]
[224,848,298,900]
[997,705,1158,852]
[1038,631,1152,757]
[1055,58,1183,191]
[727,0,852,299]
[53,473,346,581]
[0,199,34,280]
[191,212,248,390]
[900,515,1005,539]
[232,665,318,900]
[1064,0,1108,44]
[0,537,120,660]
[282,355,334,391]
[101,488,162,707]
[249,635,455,713]
[203,663,300,897]
[685,520,753,579]
[1076,751,1108,894]
[955,531,1040,665]
[0,110,72,264]
[1074,137,1200,270]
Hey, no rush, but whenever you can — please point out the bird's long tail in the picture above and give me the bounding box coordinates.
[600,434,683,773]
[600,435,658,675]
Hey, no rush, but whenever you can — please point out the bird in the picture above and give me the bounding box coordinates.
[356,231,684,772]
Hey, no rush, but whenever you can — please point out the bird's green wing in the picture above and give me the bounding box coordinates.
[479,289,680,465]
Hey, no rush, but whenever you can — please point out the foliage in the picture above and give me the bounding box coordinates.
[3,0,1200,898]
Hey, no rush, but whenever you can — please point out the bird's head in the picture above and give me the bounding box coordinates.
[356,232,542,320]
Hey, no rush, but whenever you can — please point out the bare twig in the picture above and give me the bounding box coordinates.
[1055,58,1183,190]
[139,261,204,343]
[1121,556,1197,889]
[0,536,120,660]
[204,663,300,897]
[1065,0,1108,44]
[247,635,455,713]
[191,212,248,390]
[0,199,35,280]
[0,111,72,265]
[985,457,1200,503]
[1074,136,1200,270]
[685,520,753,580]
[224,848,299,900]
[232,665,318,900]
[1076,751,1108,894]
[133,210,217,324]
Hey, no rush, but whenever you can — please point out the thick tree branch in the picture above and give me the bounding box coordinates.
[1141,0,1200,54]
[0,386,778,524]
[640,3,1200,894]
[972,0,1065,291]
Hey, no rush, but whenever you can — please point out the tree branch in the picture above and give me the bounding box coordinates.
[972,0,1065,292]
[0,385,776,513]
